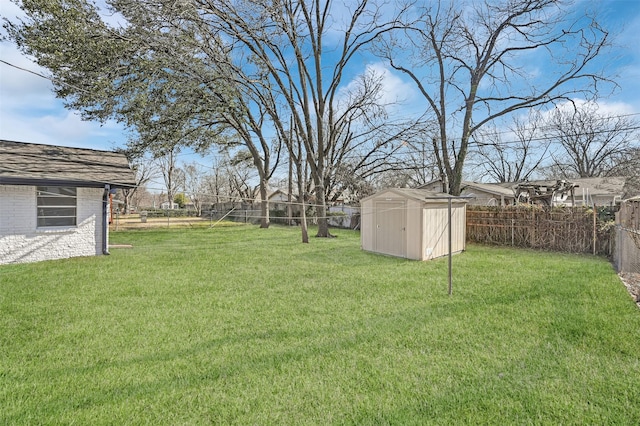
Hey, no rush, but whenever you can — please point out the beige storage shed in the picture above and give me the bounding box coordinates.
[360,188,468,260]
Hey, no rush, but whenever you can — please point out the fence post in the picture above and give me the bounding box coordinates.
[529,209,535,248]
[592,205,597,255]
[511,218,515,246]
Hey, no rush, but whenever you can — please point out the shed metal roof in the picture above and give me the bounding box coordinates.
[0,140,136,188]
[361,188,469,204]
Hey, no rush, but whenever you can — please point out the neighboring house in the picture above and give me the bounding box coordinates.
[159,201,178,210]
[0,140,136,265]
[419,176,627,207]
[516,177,626,207]
[254,189,300,212]
[265,189,295,211]
[328,203,360,229]
[419,180,516,206]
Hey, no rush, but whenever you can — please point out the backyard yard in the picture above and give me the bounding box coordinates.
[1,224,639,424]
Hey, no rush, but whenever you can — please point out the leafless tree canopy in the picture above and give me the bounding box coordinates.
[190,0,414,236]
[156,146,183,209]
[118,152,157,214]
[471,112,552,183]
[6,0,624,223]
[378,0,611,194]
[544,102,639,178]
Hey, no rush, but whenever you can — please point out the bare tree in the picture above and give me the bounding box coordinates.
[128,185,156,210]
[287,124,311,243]
[183,162,207,216]
[544,102,639,178]
[115,150,157,214]
[200,0,407,237]
[156,146,183,209]
[225,152,257,206]
[610,147,640,198]
[201,155,232,207]
[471,112,551,183]
[378,0,611,195]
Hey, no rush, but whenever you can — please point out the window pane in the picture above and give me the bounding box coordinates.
[38,207,76,217]
[36,186,77,228]
[38,197,76,207]
[37,187,76,197]
[38,216,76,227]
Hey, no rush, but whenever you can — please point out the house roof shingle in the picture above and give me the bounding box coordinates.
[521,177,626,197]
[421,177,627,199]
[460,181,516,197]
[0,140,136,188]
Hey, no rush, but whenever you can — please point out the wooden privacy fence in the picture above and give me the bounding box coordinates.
[613,199,640,273]
[466,206,614,255]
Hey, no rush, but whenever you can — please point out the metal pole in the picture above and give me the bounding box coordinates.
[448,197,453,296]
[210,207,236,229]
[593,204,597,255]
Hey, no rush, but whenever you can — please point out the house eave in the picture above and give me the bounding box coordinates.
[0,176,137,189]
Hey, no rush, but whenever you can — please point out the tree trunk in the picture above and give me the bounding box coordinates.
[296,166,309,244]
[313,180,333,237]
[259,178,270,228]
[122,188,132,214]
[299,196,309,244]
[316,202,330,237]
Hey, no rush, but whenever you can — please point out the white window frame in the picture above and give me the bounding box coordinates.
[37,186,77,227]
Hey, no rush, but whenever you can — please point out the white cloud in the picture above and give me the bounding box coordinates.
[0,41,127,149]
[337,62,417,113]
[548,98,636,117]
[368,62,417,106]
[0,2,128,150]
[1,103,126,149]
[0,43,57,108]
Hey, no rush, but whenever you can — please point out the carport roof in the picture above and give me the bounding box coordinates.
[0,140,136,188]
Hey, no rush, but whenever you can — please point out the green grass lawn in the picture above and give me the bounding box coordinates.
[1,224,639,424]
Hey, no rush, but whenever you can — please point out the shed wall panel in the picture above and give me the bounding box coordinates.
[421,204,466,260]
[422,206,448,260]
[360,199,375,252]
[406,199,423,260]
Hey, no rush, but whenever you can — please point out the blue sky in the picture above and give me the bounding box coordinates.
[1,0,639,156]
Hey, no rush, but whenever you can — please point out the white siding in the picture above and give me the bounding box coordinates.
[360,199,375,252]
[0,185,105,264]
[421,204,466,260]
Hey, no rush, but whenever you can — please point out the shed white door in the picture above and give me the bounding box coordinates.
[374,200,406,257]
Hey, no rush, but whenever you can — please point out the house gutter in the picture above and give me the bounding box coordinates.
[103,184,111,255]
[0,176,136,188]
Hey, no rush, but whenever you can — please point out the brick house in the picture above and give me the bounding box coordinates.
[0,140,136,265]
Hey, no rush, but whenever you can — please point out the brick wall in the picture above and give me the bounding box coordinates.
[0,185,106,265]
